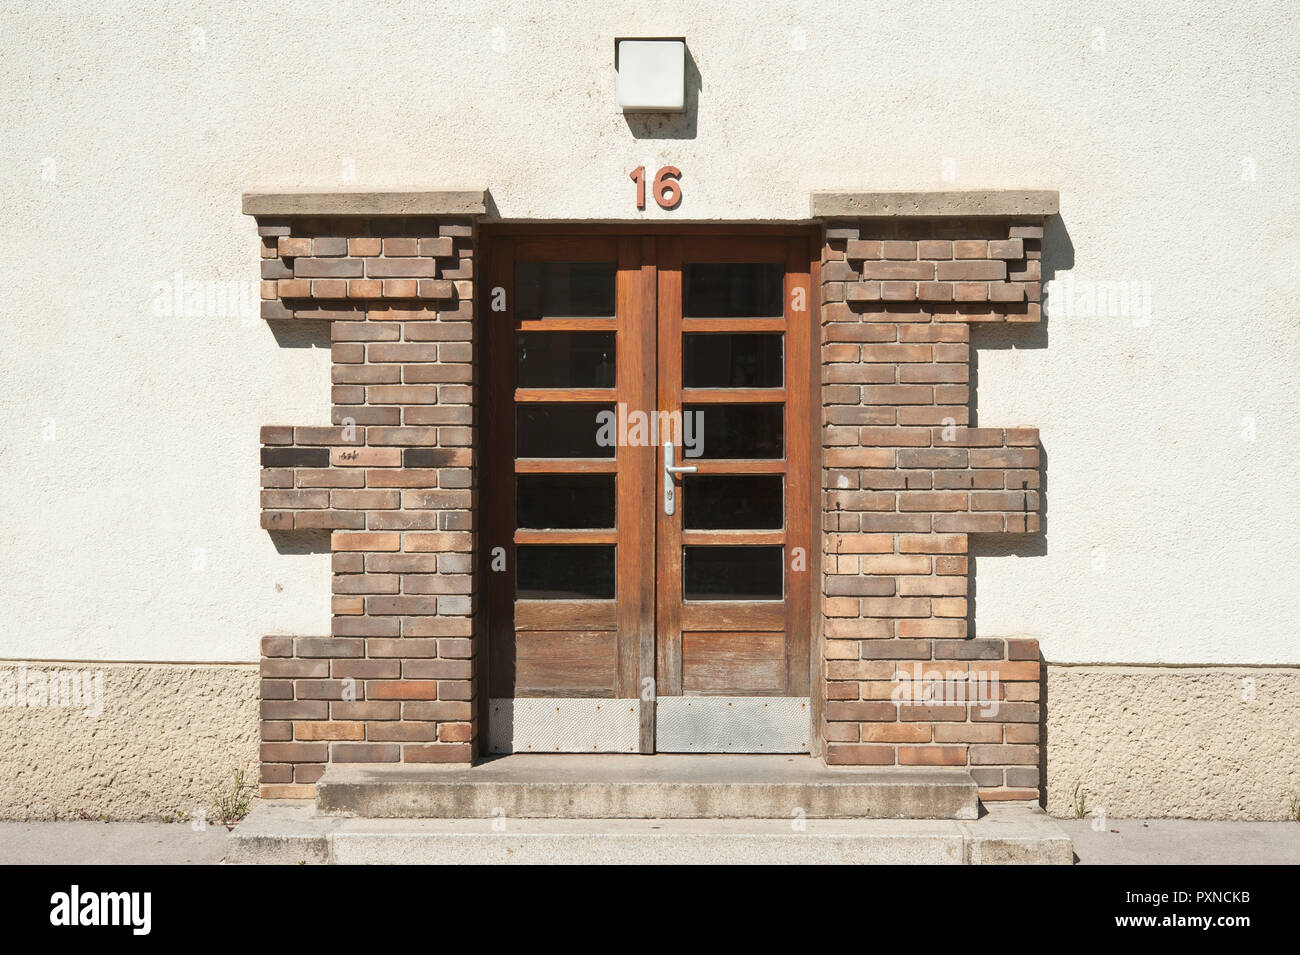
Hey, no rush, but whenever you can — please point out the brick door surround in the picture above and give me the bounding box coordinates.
[247,189,1056,804]
[812,190,1055,801]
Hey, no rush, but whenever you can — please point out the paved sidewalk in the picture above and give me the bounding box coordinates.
[1061,818,1300,865]
[0,817,1297,864]
[0,821,230,865]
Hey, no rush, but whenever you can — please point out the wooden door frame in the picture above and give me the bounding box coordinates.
[477,223,823,757]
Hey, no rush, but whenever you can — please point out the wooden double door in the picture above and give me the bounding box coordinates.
[484,230,815,753]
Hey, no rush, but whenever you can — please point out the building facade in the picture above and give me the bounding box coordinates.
[2,2,1297,820]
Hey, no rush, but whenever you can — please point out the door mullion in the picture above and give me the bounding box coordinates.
[614,235,660,751]
[638,235,658,752]
[655,237,685,701]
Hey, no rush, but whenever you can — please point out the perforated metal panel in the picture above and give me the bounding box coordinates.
[489,698,640,753]
[655,697,811,753]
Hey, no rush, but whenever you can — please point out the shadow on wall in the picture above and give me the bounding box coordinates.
[621,44,702,140]
[965,214,1072,810]
[269,528,331,555]
[268,320,330,350]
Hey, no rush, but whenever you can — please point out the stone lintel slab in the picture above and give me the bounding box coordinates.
[812,190,1059,219]
[242,190,488,217]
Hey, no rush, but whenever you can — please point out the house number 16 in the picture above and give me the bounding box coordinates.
[631,165,682,210]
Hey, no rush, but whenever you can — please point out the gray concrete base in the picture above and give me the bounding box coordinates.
[227,801,1072,865]
[315,754,979,820]
[0,821,230,865]
[1062,818,1300,865]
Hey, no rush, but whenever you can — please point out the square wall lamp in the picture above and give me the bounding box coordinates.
[616,38,686,112]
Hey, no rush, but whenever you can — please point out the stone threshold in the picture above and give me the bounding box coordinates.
[226,801,1073,865]
[313,754,980,820]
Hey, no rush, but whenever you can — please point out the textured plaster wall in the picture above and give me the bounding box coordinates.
[0,662,257,820]
[3,660,1293,820]
[1045,666,1300,820]
[0,0,1296,668]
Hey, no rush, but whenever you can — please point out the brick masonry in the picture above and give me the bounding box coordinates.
[255,214,479,798]
[251,205,1047,804]
[819,217,1047,801]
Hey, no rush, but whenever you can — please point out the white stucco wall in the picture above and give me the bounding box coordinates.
[1,1,1296,664]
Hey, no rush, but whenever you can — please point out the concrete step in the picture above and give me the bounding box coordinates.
[314,754,979,820]
[226,802,1073,865]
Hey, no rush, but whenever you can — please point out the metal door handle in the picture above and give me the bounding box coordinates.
[663,441,697,515]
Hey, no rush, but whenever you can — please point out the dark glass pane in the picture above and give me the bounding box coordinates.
[683,263,784,318]
[516,261,616,319]
[517,545,616,599]
[516,475,616,529]
[517,331,615,388]
[684,403,783,459]
[516,403,615,458]
[683,546,784,600]
[683,333,783,387]
[684,476,783,529]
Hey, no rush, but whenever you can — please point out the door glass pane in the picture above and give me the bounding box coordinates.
[683,546,784,600]
[517,331,615,388]
[683,263,784,318]
[683,333,783,387]
[516,403,615,458]
[517,475,616,529]
[516,262,616,319]
[683,475,783,529]
[517,545,616,599]
[684,403,783,458]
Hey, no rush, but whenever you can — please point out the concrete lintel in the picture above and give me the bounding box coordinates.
[812,190,1059,219]
[242,190,488,218]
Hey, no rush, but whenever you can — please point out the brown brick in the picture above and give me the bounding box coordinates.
[856,637,931,658]
[897,746,967,766]
[934,723,1003,743]
[860,723,932,743]
[367,680,439,700]
[968,744,1039,765]
[898,491,968,512]
[332,531,401,552]
[403,743,473,763]
[418,236,455,257]
[294,721,364,741]
[844,239,882,259]
[277,237,312,258]
[382,238,418,256]
[1006,638,1040,661]
[936,260,1006,281]
[860,261,934,281]
[261,635,294,657]
[260,742,327,763]
[824,701,897,722]
[825,745,895,765]
[896,618,967,639]
[331,743,401,762]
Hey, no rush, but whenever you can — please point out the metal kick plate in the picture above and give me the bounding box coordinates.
[489,698,640,754]
[655,697,811,753]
